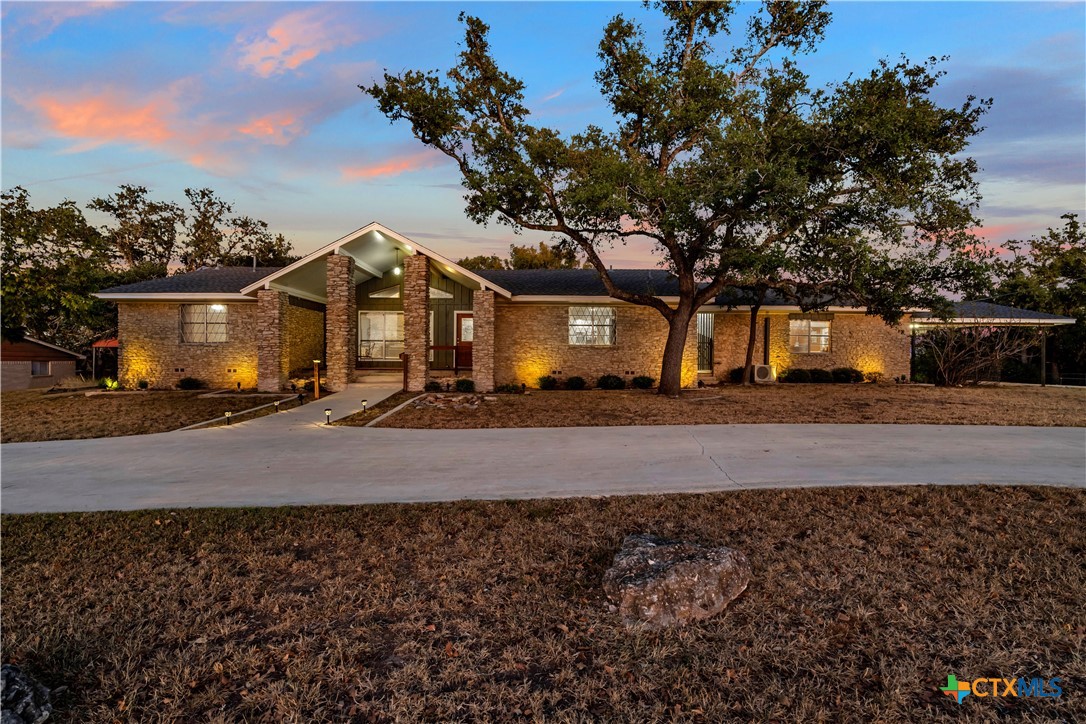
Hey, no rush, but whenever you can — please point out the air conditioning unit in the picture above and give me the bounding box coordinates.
[753,364,777,383]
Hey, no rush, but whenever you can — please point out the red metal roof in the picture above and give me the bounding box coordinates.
[92,338,119,348]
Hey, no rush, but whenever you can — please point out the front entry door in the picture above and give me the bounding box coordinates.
[456,312,474,370]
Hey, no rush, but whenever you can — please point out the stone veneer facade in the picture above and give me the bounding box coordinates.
[493,302,699,388]
[402,255,430,391]
[711,311,912,380]
[256,290,289,391]
[472,290,495,392]
[118,302,259,389]
[325,254,357,391]
[287,300,324,375]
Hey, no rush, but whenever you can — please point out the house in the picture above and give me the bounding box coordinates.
[95,222,1076,392]
[0,337,84,390]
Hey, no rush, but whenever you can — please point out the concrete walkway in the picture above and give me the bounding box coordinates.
[232,380,402,431]
[1,416,1082,512]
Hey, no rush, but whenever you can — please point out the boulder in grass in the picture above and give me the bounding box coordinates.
[602,534,750,628]
[1,664,52,724]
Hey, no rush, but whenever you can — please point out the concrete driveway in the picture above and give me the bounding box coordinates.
[2,407,1082,512]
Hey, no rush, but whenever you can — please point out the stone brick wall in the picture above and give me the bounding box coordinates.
[257,290,289,391]
[325,254,357,391]
[494,302,698,388]
[711,311,912,380]
[287,300,325,375]
[472,290,495,392]
[118,302,259,389]
[403,255,430,391]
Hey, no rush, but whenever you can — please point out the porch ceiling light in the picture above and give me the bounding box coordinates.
[210,304,226,312]
[393,267,402,276]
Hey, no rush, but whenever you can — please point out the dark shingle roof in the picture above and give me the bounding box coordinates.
[98,267,282,295]
[476,268,684,296]
[914,301,1076,322]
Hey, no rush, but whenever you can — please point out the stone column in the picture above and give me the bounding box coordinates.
[325,253,357,391]
[257,289,289,391]
[472,289,495,393]
[402,254,431,391]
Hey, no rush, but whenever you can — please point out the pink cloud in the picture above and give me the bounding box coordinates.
[4,1,120,41]
[238,112,304,146]
[341,150,446,180]
[236,8,358,77]
[28,84,237,170]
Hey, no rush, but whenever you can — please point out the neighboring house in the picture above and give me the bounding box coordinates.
[0,337,84,390]
[95,222,1076,392]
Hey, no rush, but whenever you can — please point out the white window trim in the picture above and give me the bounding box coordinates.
[789,319,831,354]
[180,304,229,344]
[568,306,616,347]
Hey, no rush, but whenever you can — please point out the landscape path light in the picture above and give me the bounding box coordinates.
[224,410,232,425]
[361,399,368,412]
[313,359,321,400]
[325,408,332,425]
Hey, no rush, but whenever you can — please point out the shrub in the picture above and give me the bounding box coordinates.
[137,379,149,390]
[494,383,522,394]
[630,375,655,389]
[97,377,119,390]
[454,378,475,393]
[565,376,586,390]
[302,379,329,394]
[781,368,811,384]
[424,380,443,393]
[863,371,885,384]
[728,366,750,384]
[831,367,864,384]
[597,374,625,390]
[537,375,559,390]
[176,376,205,390]
[808,368,833,384]
[1002,357,1040,383]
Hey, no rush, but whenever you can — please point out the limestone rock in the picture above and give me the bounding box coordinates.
[602,534,750,628]
[1,665,52,724]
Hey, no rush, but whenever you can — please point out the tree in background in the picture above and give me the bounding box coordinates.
[368,2,990,394]
[995,213,1085,375]
[2,185,296,351]
[1,187,115,347]
[88,185,185,279]
[458,240,587,270]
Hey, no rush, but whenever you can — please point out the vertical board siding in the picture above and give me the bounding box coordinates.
[355,266,473,369]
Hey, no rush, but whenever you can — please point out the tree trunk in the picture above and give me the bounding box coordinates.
[658,309,693,396]
[741,288,767,386]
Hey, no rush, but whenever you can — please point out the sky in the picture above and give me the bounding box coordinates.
[2,1,1084,267]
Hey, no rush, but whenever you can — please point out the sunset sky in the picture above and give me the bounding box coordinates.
[2,1,1083,266]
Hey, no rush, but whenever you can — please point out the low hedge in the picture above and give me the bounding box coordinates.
[597,374,626,390]
[537,375,559,390]
[565,376,587,390]
[780,367,865,384]
[630,375,655,389]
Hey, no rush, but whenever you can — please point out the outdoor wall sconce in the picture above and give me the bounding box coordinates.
[324,408,332,425]
[224,411,232,425]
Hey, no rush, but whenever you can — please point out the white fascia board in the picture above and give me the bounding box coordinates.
[701,305,871,313]
[95,293,256,302]
[268,283,327,304]
[508,295,682,305]
[912,317,1076,326]
[239,222,514,299]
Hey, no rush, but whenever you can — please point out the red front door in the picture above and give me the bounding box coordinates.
[456,313,474,370]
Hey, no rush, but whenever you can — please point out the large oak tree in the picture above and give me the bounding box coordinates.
[369,1,987,394]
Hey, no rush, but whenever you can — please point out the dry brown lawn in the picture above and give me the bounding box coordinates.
[0,389,293,443]
[373,384,1085,429]
[2,486,1083,721]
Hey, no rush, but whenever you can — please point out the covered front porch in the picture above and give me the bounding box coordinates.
[243,223,511,393]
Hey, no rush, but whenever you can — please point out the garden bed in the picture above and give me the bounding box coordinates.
[371,383,1085,429]
[2,485,1082,720]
